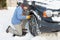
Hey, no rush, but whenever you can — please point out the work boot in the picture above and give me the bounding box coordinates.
[13,34,16,37]
[6,26,10,33]
[22,29,27,36]
[22,31,27,36]
[12,32,27,37]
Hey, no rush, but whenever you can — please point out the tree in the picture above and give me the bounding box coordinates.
[0,0,6,9]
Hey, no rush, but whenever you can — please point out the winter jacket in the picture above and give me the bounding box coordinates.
[11,6,26,25]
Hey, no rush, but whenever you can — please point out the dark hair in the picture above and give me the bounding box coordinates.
[17,2,21,6]
[23,4,29,7]
[23,0,29,7]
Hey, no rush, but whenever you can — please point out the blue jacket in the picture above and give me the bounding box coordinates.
[11,6,26,25]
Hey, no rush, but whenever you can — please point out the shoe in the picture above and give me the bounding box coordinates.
[22,31,27,36]
[12,34,22,37]
[13,34,16,37]
[22,29,27,36]
[6,26,10,33]
[12,32,27,37]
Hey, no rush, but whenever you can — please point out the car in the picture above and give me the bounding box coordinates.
[27,0,60,36]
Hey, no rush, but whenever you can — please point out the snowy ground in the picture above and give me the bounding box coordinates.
[0,7,60,40]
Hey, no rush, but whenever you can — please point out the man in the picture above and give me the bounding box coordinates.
[6,2,31,36]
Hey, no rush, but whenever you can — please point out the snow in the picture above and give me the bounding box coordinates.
[31,36,47,40]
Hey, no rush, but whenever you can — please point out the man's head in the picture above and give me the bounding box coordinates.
[22,0,29,11]
[23,4,29,10]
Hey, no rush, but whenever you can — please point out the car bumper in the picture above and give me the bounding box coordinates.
[52,17,60,22]
[39,20,60,32]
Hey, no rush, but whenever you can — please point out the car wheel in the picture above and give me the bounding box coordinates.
[29,14,40,36]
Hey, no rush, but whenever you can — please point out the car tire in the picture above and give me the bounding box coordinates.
[29,14,39,36]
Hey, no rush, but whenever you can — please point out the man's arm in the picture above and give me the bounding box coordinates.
[17,7,26,20]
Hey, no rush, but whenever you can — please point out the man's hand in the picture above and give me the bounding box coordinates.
[26,15,31,19]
